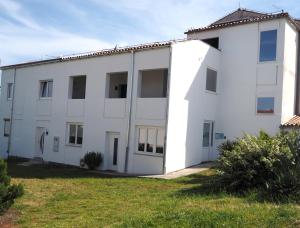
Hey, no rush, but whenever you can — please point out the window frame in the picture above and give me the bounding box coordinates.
[136,126,165,156]
[3,118,10,137]
[259,29,277,62]
[256,97,275,114]
[69,75,86,99]
[7,83,13,100]
[66,123,83,146]
[39,79,53,98]
[205,67,218,93]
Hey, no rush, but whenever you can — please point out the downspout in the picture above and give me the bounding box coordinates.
[162,43,173,174]
[124,50,135,173]
[294,31,300,115]
[7,68,16,157]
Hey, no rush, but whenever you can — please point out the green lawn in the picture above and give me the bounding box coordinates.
[6,159,300,227]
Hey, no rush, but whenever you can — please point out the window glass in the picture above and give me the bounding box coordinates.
[257,97,275,114]
[69,124,76,144]
[4,119,10,137]
[146,128,156,153]
[113,138,118,165]
[138,128,146,151]
[41,82,47,97]
[260,30,277,62]
[202,123,210,147]
[206,68,217,92]
[156,129,165,154]
[71,76,86,99]
[77,125,83,145]
[48,81,53,97]
[7,83,13,99]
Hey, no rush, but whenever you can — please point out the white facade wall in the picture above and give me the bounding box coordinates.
[187,18,298,140]
[165,40,221,173]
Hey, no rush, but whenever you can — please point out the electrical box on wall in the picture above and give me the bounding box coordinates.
[53,136,59,152]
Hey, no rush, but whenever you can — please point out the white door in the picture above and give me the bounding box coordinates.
[35,127,45,158]
[107,133,120,171]
[202,121,214,162]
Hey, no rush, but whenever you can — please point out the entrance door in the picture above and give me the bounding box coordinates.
[202,121,214,162]
[35,127,45,158]
[107,133,120,171]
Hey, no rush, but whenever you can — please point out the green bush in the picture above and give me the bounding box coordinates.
[0,159,23,213]
[217,130,300,198]
[82,152,102,170]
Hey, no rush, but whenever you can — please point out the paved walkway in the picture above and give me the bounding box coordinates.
[141,162,215,179]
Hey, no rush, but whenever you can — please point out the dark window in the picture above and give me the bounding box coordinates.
[3,119,10,137]
[257,97,275,114]
[107,72,128,98]
[259,30,277,62]
[206,68,217,92]
[202,123,210,147]
[113,138,118,165]
[7,83,13,99]
[140,69,168,98]
[71,76,86,99]
[202,37,219,49]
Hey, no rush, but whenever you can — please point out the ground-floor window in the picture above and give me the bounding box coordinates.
[3,119,10,137]
[137,126,165,155]
[67,123,83,145]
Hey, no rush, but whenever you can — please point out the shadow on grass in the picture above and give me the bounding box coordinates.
[7,158,132,180]
[174,169,296,204]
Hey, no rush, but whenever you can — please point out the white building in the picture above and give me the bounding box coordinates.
[0,8,299,174]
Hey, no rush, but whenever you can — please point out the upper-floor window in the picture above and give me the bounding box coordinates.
[106,72,128,98]
[7,83,13,100]
[69,76,86,99]
[257,97,274,114]
[259,30,277,62]
[202,37,219,49]
[206,68,217,92]
[40,80,53,98]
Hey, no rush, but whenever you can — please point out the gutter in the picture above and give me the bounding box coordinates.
[7,68,17,157]
[124,50,135,173]
[162,43,174,174]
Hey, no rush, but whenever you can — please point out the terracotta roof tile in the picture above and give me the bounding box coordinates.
[281,115,300,127]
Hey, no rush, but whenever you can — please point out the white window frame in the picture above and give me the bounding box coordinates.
[66,123,83,146]
[256,97,275,115]
[39,80,53,98]
[3,118,10,137]
[7,83,13,100]
[136,126,165,156]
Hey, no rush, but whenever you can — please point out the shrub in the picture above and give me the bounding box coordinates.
[82,152,102,170]
[0,159,23,213]
[217,130,300,198]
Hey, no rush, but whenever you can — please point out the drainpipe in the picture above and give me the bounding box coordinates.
[7,68,17,157]
[162,43,173,174]
[294,32,300,115]
[124,50,135,173]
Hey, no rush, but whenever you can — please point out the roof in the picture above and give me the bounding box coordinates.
[281,115,300,127]
[0,40,173,70]
[185,8,300,34]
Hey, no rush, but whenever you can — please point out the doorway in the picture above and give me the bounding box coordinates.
[106,132,120,171]
[202,121,214,162]
[35,127,46,158]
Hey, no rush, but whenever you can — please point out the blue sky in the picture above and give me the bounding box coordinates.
[0,0,300,65]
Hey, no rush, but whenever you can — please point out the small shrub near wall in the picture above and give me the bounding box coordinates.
[0,159,23,213]
[217,130,300,199]
[81,152,102,170]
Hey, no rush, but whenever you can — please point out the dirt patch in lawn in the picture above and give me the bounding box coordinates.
[0,209,20,228]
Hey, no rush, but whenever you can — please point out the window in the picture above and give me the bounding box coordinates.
[67,123,83,145]
[206,68,217,92]
[139,69,168,98]
[137,127,165,155]
[7,83,13,100]
[259,30,277,62]
[106,72,128,98]
[202,123,210,147]
[202,37,219,49]
[40,80,53,98]
[3,119,10,137]
[69,76,86,99]
[257,97,275,114]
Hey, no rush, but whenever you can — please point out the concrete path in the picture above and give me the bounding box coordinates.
[141,162,215,179]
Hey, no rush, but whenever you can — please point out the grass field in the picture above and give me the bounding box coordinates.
[5,159,300,227]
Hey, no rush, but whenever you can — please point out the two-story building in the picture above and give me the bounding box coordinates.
[0,8,299,174]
